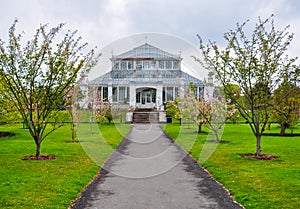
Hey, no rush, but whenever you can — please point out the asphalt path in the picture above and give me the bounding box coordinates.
[72,124,243,209]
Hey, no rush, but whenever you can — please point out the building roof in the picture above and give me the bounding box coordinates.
[89,43,203,86]
[112,43,181,60]
[90,70,203,86]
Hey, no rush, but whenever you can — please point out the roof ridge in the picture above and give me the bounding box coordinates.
[114,43,180,60]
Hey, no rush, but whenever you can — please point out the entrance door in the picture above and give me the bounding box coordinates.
[136,88,156,109]
[142,91,151,104]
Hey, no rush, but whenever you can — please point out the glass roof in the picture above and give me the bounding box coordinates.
[89,70,203,86]
[89,43,203,87]
[113,43,181,60]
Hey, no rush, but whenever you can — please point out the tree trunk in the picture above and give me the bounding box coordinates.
[198,123,202,133]
[280,123,287,136]
[255,134,262,156]
[90,116,93,134]
[71,124,76,143]
[212,128,220,142]
[35,140,41,159]
[215,129,220,142]
[179,118,182,126]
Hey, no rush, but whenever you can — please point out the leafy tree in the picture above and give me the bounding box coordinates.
[95,100,112,125]
[0,20,99,158]
[64,86,80,142]
[0,82,21,123]
[220,84,241,124]
[272,80,300,135]
[185,89,236,141]
[165,100,182,125]
[88,88,112,126]
[197,15,299,156]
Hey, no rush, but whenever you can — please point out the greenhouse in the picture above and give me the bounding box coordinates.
[88,43,205,110]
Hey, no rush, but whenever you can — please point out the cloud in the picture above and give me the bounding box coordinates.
[1,0,299,61]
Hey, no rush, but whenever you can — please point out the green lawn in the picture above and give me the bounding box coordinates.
[0,122,131,209]
[164,122,300,209]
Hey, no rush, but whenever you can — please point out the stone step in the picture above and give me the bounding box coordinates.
[133,112,159,123]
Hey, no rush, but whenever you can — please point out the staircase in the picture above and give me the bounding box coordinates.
[133,109,159,123]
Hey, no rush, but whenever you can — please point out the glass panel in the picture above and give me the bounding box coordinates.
[175,87,178,98]
[136,61,142,70]
[150,61,156,69]
[143,61,149,69]
[159,61,164,69]
[166,61,172,69]
[152,89,156,103]
[103,87,108,101]
[97,87,102,100]
[167,87,173,101]
[114,61,120,70]
[142,92,146,104]
[119,87,125,102]
[128,61,133,69]
[121,61,127,70]
[173,61,179,69]
[136,92,141,103]
[147,92,151,103]
[112,87,118,102]
[199,86,204,98]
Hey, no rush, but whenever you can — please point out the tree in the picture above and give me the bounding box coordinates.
[185,89,236,141]
[222,84,242,124]
[0,20,99,158]
[0,82,21,123]
[272,80,300,135]
[197,15,299,156]
[64,86,80,142]
[165,100,182,125]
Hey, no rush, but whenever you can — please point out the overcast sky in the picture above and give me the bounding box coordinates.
[1,0,300,78]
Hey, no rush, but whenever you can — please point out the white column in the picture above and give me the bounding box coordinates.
[129,85,136,107]
[179,77,185,99]
[156,86,163,110]
[173,87,176,100]
[108,78,112,102]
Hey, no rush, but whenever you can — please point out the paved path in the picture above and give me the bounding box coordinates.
[72,124,243,209]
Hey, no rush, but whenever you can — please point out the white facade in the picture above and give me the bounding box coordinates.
[88,43,205,109]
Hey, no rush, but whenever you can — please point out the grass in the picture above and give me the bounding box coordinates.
[164,122,300,209]
[0,122,131,209]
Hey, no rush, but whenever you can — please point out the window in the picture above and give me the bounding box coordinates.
[143,61,149,69]
[128,61,133,69]
[112,87,118,102]
[199,86,204,98]
[136,92,141,103]
[167,87,173,101]
[103,87,108,101]
[159,61,164,69]
[150,61,156,69]
[151,89,156,103]
[119,87,125,102]
[136,61,142,70]
[166,61,172,69]
[175,87,178,98]
[121,61,127,70]
[114,61,120,70]
[173,61,179,69]
[97,87,102,100]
